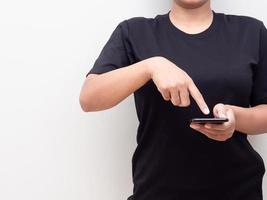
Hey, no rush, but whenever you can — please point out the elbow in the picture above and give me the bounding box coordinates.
[79,95,90,112]
[79,91,114,112]
[79,75,112,112]
[79,75,97,112]
[79,91,94,112]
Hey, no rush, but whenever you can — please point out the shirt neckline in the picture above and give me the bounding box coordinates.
[164,9,219,39]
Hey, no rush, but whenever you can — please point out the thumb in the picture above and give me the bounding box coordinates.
[213,103,227,118]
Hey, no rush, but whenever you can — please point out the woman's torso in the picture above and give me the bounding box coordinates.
[124,10,265,200]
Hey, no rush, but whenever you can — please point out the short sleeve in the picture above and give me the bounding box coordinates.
[85,20,130,77]
[249,21,267,107]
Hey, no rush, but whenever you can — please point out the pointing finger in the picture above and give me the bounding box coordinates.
[188,81,210,115]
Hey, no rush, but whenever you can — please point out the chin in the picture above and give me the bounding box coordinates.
[174,0,209,9]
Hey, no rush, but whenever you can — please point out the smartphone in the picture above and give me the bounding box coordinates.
[190,117,229,124]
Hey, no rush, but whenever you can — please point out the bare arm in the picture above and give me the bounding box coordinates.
[80,56,210,114]
[79,58,151,112]
[226,104,267,135]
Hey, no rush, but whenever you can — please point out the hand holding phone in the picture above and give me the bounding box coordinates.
[190,117,229,124]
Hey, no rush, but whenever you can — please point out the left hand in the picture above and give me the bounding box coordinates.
[190,103,236,141]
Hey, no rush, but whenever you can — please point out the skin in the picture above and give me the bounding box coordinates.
[170,0,213,34]
[174,0,209,9]
[190,103,236,141]
[79,0,267,141]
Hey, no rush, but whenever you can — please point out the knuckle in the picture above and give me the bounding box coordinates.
[186,100,191,106]
[171,100,180,106]
[162,95,169,101]
[184,102,191,107]
[159,85,168,92]
[187,77,194,85]
[169,83,178,89]
[180,100,190,107]
[195,93,203,100]
[185,77,193,85]
[219,134,229,141]
[206,134,215,140]
[212,135,224,141]
[178,80,187,88]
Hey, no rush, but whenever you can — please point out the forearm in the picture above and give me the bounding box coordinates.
[80,58,152,112]
[226,104,267,135]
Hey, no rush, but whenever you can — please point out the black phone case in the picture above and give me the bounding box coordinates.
[190,117,229,124]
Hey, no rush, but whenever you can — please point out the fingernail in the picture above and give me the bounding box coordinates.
[204,108,210,115]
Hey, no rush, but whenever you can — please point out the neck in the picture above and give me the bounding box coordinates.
[170,1,212,27]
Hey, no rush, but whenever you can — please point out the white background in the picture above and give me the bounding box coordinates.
[0,0,266,200]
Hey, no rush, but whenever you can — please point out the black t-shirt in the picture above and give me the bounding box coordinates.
[86,9,267,200]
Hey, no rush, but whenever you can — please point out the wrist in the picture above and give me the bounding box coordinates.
[143,56,162,80]
[224,104,249,133]
[225,104,239,114]
[224,104,238,129]
[143,58,152,79]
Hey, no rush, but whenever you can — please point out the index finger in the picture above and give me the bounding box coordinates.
[188,81,210,115]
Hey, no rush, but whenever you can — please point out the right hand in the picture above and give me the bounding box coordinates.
[146,56,210,115]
